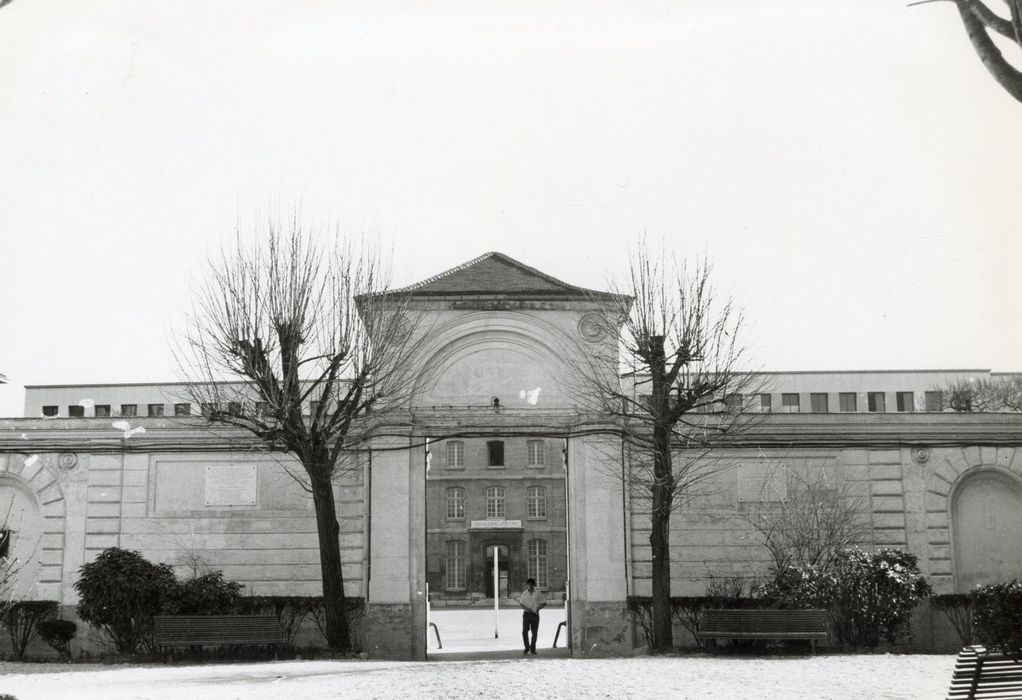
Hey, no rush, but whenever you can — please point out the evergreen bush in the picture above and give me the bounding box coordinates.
[972,580,1022,655]
[758,547,930,648]
[74,547,176,654]
[37,619,77,661]
[162,571,243,615]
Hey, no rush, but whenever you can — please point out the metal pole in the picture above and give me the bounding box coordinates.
[493,546,500,638]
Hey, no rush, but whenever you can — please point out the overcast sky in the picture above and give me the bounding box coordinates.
[1,1,1020,417]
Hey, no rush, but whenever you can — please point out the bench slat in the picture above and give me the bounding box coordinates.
[945,646,1022,700]
[693,609,829,649]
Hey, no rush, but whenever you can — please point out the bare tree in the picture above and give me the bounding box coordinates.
[0,488,36,613]
[572,245,762,652]
[913,0,1022,103]
[931,375,1022,412]
[741,463,871,575]
[177,216,419,651]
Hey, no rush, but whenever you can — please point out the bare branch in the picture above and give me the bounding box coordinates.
[173,211,423,651]
[563,239,764,653]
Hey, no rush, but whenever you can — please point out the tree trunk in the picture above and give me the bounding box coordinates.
[310,468,351,651]
[649,421,674,652]
[647,334,674,652]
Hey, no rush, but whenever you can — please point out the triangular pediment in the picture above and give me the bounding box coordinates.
[397,252,612,299]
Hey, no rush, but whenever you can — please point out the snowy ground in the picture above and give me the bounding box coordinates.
[0,654,956,699]
[0,610,956,699]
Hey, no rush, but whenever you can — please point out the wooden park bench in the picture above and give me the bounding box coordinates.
[946,645,1022,699]
[695,609,829,654]
[153,615,285,660]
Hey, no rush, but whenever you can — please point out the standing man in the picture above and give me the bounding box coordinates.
[518,577,546,655]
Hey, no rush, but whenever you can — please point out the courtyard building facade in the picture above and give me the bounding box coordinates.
[2,251,1021,658]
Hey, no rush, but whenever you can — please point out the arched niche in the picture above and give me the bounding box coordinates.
[411,313,580,409]
[952,469,1022,592]
[0,475,44,598]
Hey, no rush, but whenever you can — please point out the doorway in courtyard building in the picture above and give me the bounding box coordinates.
[424,434,570,658]
[485,544,510,599]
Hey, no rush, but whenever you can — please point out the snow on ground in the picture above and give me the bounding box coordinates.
[0,611,956,699]
[0,654,956,700]
[428,607,568,654]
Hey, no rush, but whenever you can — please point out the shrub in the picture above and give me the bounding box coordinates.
[163,571,243,615]
[972,580,1022,655]
[2,600,58,660]
[74,547,176,654]
[756,563,834,610]
[758,547,930,648]
[828,548,930,647]
[242,596,320,650]
[37,619,77,661]
[629,590,765,649]
[931,593,974,647]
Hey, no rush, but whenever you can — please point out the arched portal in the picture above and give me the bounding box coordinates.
[0,476,44,598]
[952,469,1022,591]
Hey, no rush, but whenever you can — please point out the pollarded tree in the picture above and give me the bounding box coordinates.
[914,0,1022,103]
[178,217,419,651]
[572,245,762,652]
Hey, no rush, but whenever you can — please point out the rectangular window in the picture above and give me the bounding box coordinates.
[724,394,744,412]
[309,400,321,416]
[527,539,548,588]
[226,401,242,416]
[896,392,915,412]
[446,487,465,520]
[758,394,772,413]
[527,440,544,467]
[810,393,829,413]
[527,486,547,518]
[446,541,466,591]
[781,393,800,413]
[487,441,504,467]
[254,401,270,417]
[120,404,137,417]
[174,403,191,416]
[68,405,84,418]
[42,406,58,417]
[0,529,9,559]
[867,392,886,413]
[446,441,464,469]
[200,403,215,417]
[839,392,857,412]
[486,486,506,518]
[147,403,164,417]
[94,405,111,418]
[924,391,943,412]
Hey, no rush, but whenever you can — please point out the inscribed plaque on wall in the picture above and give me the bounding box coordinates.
[204,463,258,507]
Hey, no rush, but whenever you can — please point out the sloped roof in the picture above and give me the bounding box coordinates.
[392,252,616,299]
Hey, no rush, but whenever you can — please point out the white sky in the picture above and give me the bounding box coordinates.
[2,1,1021,417]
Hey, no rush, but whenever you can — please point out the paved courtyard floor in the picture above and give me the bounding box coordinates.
[0,653,957,699]
[427,607,568,655]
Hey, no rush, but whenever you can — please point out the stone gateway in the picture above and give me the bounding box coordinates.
[2,252,1021,658]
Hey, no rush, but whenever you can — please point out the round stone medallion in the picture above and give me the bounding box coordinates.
[578,313,608,343]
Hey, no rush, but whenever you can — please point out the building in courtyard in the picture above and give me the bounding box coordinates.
[2,251,1022,658]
